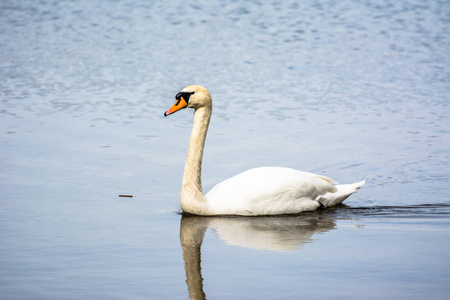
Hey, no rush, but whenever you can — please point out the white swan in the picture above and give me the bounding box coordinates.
[165,85,365,216]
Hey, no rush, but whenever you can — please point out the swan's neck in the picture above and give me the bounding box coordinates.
[181,105,212,214]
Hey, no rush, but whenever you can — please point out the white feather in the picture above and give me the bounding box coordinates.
[207,167,363,215]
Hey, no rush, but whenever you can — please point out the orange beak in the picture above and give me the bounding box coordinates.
[164,96,188,116]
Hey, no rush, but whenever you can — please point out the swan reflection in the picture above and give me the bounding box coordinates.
[180,213,337,299]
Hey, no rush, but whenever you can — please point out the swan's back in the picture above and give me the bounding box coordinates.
[206,167,356,216]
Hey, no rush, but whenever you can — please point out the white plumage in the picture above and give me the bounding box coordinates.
[165,85,365,216]
[207,167,365,215]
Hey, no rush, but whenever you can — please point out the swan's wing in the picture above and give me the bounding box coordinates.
[205,167,337,215]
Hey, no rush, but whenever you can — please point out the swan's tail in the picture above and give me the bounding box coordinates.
[319,179,365,207]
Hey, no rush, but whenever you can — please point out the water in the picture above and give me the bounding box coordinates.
[1,0,449,299]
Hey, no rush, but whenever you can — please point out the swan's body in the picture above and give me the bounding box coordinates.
[165,85,364,216]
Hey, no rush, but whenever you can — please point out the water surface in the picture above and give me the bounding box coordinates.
[1,0,449,299]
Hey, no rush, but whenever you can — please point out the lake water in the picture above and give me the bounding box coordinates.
[1,0,449,299]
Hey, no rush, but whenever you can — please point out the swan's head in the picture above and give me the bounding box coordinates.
[164,85,212,117]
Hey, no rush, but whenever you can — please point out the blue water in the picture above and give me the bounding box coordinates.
[1,0,449,299]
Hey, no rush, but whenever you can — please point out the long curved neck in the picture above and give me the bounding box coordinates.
[181,105,212,214]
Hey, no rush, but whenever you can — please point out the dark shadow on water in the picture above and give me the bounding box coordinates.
[179,203,450,299]
[321,203,450,219]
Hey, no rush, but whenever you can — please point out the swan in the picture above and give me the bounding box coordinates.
[164,85,365,216]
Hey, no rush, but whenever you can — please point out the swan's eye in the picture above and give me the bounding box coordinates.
[175,91,195,103]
